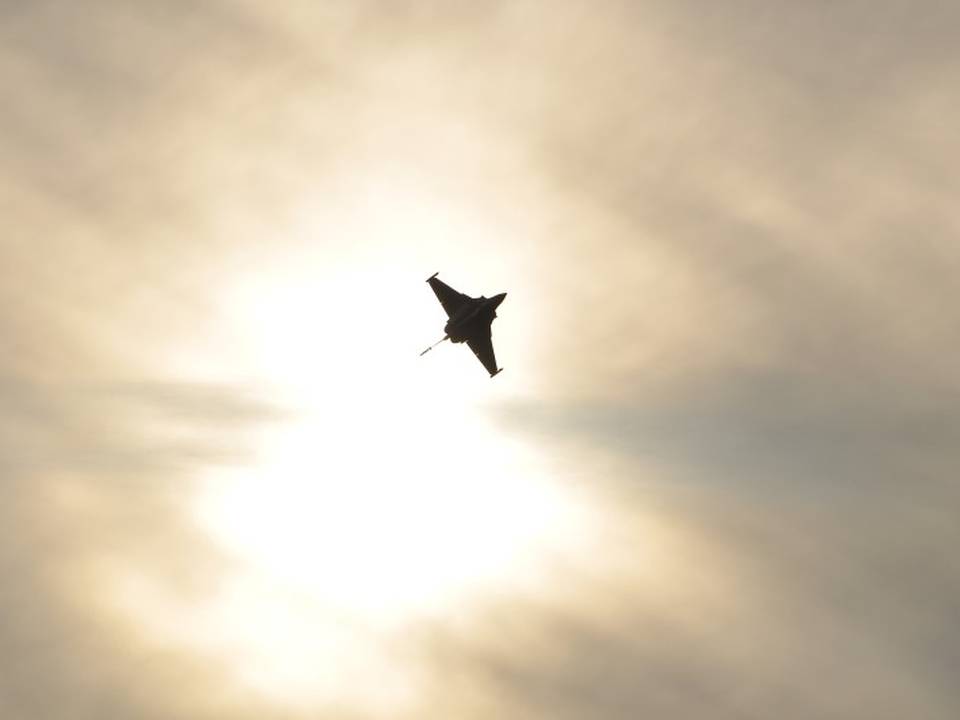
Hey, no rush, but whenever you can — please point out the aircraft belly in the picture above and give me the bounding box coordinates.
[446,315,487,343]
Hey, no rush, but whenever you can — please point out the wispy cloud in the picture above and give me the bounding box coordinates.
[1,1,958,718]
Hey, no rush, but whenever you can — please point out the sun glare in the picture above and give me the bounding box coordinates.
[198,401,570,620]
[144,188,592,710]
[204,256,578,608]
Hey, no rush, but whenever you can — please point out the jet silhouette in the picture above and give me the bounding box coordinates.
[420,272,506,377]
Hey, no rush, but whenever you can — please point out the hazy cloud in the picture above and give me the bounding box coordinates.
[1,1,958,718]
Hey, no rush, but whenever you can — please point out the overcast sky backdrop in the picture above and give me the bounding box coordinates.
[2,1,959,718]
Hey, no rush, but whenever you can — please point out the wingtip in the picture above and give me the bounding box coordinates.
[426,271,439,282]
[490,368,504,378]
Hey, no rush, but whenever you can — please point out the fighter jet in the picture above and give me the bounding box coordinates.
[420,272,507,377]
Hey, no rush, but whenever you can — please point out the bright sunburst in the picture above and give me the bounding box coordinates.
[197,386,573,620]
[143,188,592,711]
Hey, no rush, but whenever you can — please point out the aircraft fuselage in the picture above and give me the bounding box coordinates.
[445,293,507,343]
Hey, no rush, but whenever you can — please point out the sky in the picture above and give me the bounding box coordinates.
[2,1,959,718]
